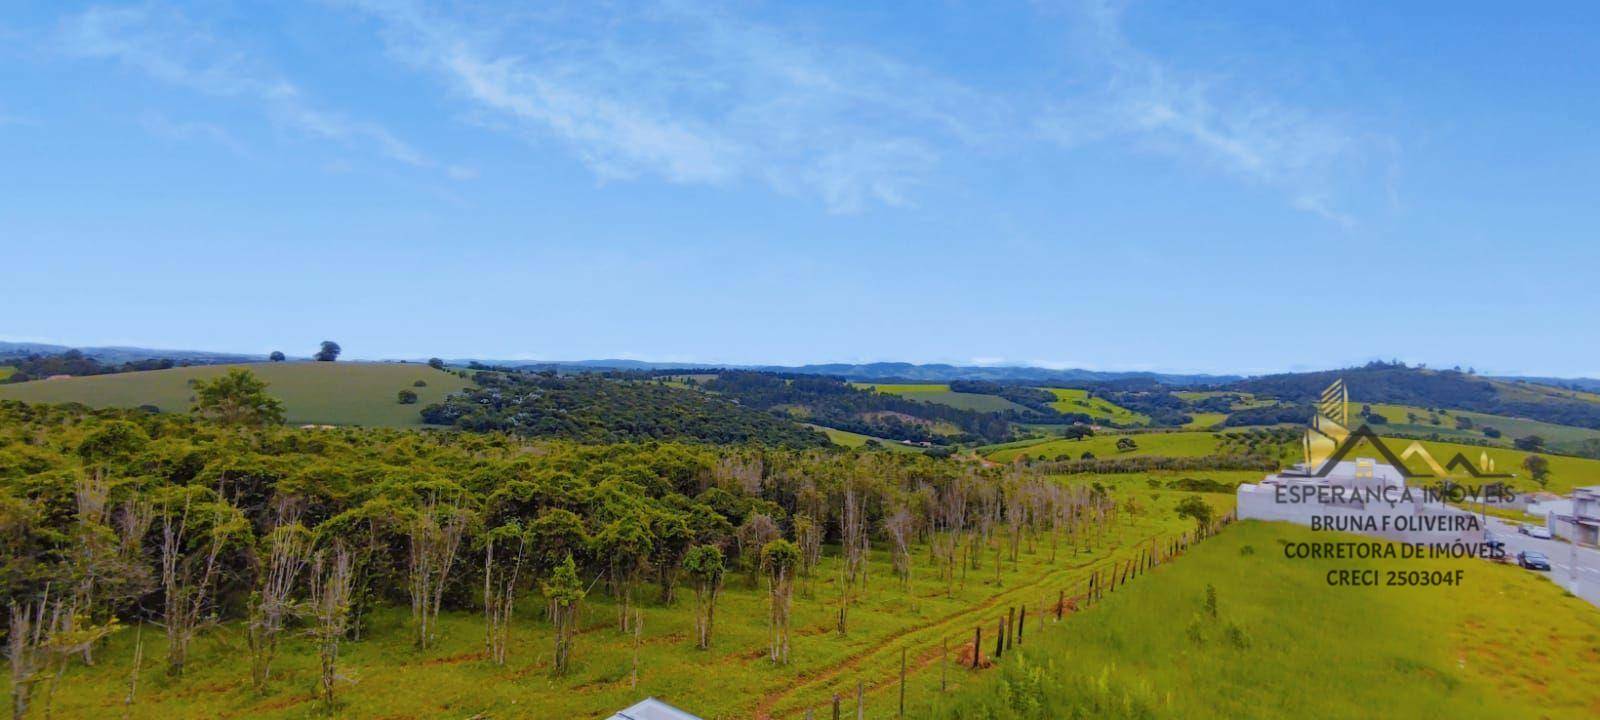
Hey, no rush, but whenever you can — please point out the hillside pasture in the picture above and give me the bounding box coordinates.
[1365,402,1600,455]
[0,362,469,427]
[985,431,1227,464]
[987,429,1600,493]
[924,520,1600,719]
[1040,388,1148,425]
[0,366,13,382]
[854,383,1028,413]
[1183,412,1229,429]
[806,423,922,452]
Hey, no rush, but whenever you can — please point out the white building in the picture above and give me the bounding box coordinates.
[1549,486,1600,546]
[1235,459,1454,542]
[606,698,702,720]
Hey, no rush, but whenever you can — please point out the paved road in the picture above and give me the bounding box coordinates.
[1441,505,1600,607]
[1483,515,1600,607]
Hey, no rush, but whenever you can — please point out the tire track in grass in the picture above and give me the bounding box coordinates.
[751,529,1164,719]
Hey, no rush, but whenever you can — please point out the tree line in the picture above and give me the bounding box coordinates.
[0,390,1124,715]
[419,370,831,448]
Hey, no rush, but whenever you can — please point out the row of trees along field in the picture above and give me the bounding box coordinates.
[0,371,1123,717]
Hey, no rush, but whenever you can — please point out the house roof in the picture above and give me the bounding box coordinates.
[607,697,702,720]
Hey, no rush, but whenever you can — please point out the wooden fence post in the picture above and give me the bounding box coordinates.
[994,617,1004,659]
[832,694,841,720]
[1057,590,1064,621]
[856,680,864,720]
[972,627,981,669]
[1017,606,1025,645]
[899,647,907,718]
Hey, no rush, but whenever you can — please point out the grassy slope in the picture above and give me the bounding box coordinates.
[1367,402,1600,454]
[15,484,1209,720]
[0,362,469,427]
[985,431,1226,464]
[1183,412,1229,429]
[1041,388,1148,425]
[854,383,1028,413]
[924,520,1600,719]
[0,366,13,381]
[806,423,922,452]
[985,430,1600,493]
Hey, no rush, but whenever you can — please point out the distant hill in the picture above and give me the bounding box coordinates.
[1225,363,1600,431]
[0,362,467,427]
[0,341,265,365]
[496,359,1237,386]
[1497,375,1600,393]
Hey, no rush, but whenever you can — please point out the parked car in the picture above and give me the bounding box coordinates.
[1527,526,1553,539]
[1517,551,1551,571]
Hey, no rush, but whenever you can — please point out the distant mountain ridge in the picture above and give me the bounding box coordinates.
[9,341,1600,392]
[0,341,266,364]
[493,359,1238,386]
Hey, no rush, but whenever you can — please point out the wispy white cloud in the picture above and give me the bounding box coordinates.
[137,110,248,155]
[1036,0,1373,225]
[339,0,992,212]
[56,4,459,175]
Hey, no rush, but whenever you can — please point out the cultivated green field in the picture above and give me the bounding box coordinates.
[854,383,1028,413]
[9,481,1207,720]
[0,366,14,382]
[0,362,469,427]
[1041,388,1148,425]
[923,520,1600,719]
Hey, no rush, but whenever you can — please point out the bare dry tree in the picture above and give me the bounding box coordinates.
[159,491,242,677]
[793,514,822,580]
[836,482,868,636]
[9,597,47,720]
[247,503,311,691]
[405,491,469,650]
[735,513,779,588]
[937,474,970,597]
[883,507,913,590]
[305,545,355,710]
[762,540,799,664]
[481,524,526,665]
[8,590,117,720]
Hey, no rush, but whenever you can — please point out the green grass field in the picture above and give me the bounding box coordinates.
[1041,388,1148,425]
[923,520,1600,719]
[854,383,1029,413]
[0,366,14,382]
[9,481,1207,720]
[806,423,922,452]
[984,429,1600,493]
[985,431,1227,463]
[1366,402,1600,455]
[1183,412,1229,429]
[0,362,469,427]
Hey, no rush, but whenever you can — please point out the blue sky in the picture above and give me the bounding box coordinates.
[3,1,1597,376]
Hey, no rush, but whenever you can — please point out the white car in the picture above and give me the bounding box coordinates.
[1526,525,1553,540]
